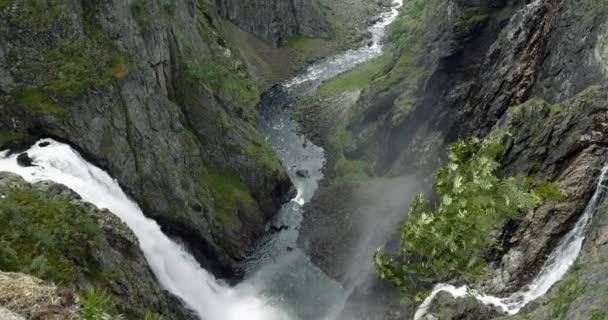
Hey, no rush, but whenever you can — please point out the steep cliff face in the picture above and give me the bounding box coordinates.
[216,0,330,47]
[349,0,608,178]
[0,0,293,278]
[0,172,194,319]
[296,0,608,318]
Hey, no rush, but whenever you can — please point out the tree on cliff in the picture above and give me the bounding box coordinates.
[374,135,562,301]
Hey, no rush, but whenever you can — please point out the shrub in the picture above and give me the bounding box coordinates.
[374,135,562,301]
[80,289,124,320]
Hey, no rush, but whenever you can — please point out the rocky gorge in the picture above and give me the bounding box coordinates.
[1,0,608,319]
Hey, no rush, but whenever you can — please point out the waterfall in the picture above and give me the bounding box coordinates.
[415,165,608,319]
[0,139,289,320]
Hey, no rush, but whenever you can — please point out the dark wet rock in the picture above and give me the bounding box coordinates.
[38,142,50,148]
[16,153,33,167]
[296,169,310,178]
[422,292,503,320]
[269,225,290,233]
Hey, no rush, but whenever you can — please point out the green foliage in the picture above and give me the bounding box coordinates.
[0,190,106,284]
[374,136,558,300]
[80,289,124,320]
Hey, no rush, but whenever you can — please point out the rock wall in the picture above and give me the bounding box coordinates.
[216,0,330,46]
[0,0,294,278]
[296,0,608,318]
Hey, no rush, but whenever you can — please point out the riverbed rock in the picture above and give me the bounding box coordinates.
[296,169,310,178]
[16,153,33,167]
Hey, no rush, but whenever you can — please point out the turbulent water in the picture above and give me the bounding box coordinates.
[415,165,608,319]
[0,140,289,320]
[0,3,404,320]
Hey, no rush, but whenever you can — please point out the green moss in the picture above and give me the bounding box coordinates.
[547,268,583,319]
[316,55,391,98]
[328,128,370,182]
[245,142,286,177]
[179,58,259,114]
[13,87,65,116]
[7,6,130,117]
[334,158,368,182]
[0,131,28,149]
[592,310,608,320]
[100,133,113,157]
[285,35,328,49]
[0,189,106,284]
[1,0,66,33]
[44,34,130,99]
[576,0,608,18]
[455,5,489,33]
[208,169,257,229]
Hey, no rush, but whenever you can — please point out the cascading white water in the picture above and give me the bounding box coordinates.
[415,165,608,319]
[0,139,289,320]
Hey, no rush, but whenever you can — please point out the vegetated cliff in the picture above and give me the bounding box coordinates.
[0,0,298,278]
[216,0,329,47]
[296,0,608,318]
[0,172,194,319]
[220,0,386,83]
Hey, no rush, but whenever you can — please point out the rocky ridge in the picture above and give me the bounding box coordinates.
[0,172,194,319]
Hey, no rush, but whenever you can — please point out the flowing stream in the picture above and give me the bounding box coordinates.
[415,165,608,319]
[0,2,403,320]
